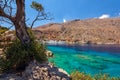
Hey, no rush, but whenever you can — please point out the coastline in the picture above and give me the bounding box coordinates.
[40,40,120,45]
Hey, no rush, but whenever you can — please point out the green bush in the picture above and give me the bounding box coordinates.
[70,71,120,80]
[70,71,94,80]
[0,29,47,73]
[94,73,119,80]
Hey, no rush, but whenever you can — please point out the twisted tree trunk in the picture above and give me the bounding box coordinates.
[13,0,31,44]
[0,0,31,44]
[14,22,31,45]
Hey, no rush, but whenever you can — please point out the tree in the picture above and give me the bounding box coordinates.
[0,0,47,45]
[0,0,48,72]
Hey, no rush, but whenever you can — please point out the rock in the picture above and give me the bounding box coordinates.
[58,68,70,76]
[9,78,15,80]
[0,60,70,80]
[1,30,15,42]
[0,48,3,54]
[0,48,3,57]
[45,50,53,57]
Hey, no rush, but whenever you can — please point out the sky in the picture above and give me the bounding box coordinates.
[26,0,120,27]
[1,0,120,28]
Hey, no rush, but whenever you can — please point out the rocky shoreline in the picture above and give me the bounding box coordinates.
[0,60,70,80]
[0,48,70,80]
[41,40,120,45]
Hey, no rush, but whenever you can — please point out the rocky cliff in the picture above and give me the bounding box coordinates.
[33,18,120,44]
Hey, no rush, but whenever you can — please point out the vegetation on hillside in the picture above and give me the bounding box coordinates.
[70,71,120,80]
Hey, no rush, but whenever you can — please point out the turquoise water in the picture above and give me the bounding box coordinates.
[47,44,120,77]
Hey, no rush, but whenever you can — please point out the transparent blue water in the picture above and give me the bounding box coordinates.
[47,44,120,77]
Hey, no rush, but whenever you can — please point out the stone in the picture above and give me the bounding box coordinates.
[9,78,15,80]
[0,60,70,80]
[32,72,39,79]
[62,78,67,80]
[58,68,70,76]
[45,50,53,57]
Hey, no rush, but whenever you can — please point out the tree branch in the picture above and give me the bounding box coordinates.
[0,17,13,25]
[30,12,52,29]
[0,6,14,21]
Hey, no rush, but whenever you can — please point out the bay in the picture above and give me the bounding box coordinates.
[47,44,120,77]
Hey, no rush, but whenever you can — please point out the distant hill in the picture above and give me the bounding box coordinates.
[33,18,120,44]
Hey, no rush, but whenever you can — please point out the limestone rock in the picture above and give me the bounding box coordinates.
[45,50,53,57]
[0,60,70,80]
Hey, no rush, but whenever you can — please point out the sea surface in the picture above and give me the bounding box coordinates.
[47,44,120,77]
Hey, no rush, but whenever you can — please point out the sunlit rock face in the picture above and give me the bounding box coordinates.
[45,50,53,57]
[33,18,120,44]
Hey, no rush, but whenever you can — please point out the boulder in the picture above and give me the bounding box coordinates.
[45,50,53,57]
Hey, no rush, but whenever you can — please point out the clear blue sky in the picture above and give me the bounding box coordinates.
[48,0,120,19]
[14,0,120,27]
[39,0,120,20]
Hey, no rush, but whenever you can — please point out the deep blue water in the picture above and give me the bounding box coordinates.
[47,44,120,77]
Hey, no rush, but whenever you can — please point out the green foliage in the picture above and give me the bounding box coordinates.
[0,26,9,48]
[0,26,8,34]
[27,28,36,41]
[31,1,44,11]
[0,29,47,73]
[0,26,8,30]
[70,71,120,80]
[70,71,94,80]
[94,73,119,80]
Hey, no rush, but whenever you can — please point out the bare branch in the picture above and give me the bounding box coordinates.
[30,12,52,29]
[0,7,14,21]
[8,0,14,16]
[25,18,29,22]
[7,24,14,29]
[0,17,13,25]
[30,12,40,29]
[0,0,15,21]
[0,16,14,30]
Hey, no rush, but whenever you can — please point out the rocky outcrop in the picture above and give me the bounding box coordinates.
[45,50,53,57]
[0,30,15,48]
[0,60,70,80]
[0,30,15,41]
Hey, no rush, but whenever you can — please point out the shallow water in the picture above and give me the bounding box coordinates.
[47,44,120,77]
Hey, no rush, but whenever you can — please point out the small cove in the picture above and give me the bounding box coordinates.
[47,44,120,77]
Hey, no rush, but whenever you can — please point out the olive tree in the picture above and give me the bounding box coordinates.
[0,0,47,45]
[0,0,49,72]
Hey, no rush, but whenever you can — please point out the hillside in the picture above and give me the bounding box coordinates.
[33,18,120,44]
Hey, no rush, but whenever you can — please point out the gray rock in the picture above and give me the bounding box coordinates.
[0,60,70,80]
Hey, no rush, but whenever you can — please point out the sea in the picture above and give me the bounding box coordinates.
[47,44,120,77]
